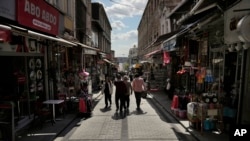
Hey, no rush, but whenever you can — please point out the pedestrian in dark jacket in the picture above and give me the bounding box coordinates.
[114,74,127,112]
[165,78,174,100]
[102,76,113,108]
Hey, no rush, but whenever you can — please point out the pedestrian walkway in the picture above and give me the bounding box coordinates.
[15,89,230,141]
[66,91,194,141]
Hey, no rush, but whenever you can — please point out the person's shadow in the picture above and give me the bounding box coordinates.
[100,106,111,112]
[111,109,148,120]
[129,109,147,115]
[111,111,123,120]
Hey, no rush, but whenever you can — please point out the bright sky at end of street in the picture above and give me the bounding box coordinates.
[92,0,148,57]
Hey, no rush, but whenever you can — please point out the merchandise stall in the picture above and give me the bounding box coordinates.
[174,22,227,132]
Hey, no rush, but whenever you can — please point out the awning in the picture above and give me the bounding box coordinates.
[98,52,106,58]
[144,49,162,58]
[140,60,152,64]
[103,59,114,65]
[153,29,181,46]
[162,23,194,51]
[190,0,218,15]
[0,24,76,47]
[74,42,99,51]
[177,0,220,25]
[28,31,76,47]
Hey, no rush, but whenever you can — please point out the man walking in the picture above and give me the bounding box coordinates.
[114,74,127,112]
[102,76,113,108]
[132,73,146,111]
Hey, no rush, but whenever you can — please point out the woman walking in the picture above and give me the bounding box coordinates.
[132,73,146,111]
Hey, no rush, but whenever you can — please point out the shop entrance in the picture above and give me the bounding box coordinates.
[0,56,44,127]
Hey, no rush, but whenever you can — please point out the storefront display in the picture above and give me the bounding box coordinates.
[28,57,44,100]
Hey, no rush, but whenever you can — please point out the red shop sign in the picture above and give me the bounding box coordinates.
[17,0,59,36]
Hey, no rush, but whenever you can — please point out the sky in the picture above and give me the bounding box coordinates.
[92,0,148,57]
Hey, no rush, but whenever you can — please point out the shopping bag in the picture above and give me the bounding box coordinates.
[141,91,147,98]
[79,98,87,113]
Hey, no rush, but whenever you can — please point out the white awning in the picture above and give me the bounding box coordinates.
[0,24,77,47]
[144,49,162,58]
[103,59,114,65]
[28,30,76,47]
[74,42,99,51]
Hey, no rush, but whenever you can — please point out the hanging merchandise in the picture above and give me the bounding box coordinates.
[177,66,186,75]
[163,51,171,65]
[195,67,206,84]
[205,69,214,83]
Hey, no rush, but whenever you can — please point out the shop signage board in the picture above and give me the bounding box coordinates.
[162,38,177,51]
[17,0,59,36]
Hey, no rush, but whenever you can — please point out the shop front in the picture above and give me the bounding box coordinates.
[0,25,76,137]
[168,10,230,133]
[0,0,76,138]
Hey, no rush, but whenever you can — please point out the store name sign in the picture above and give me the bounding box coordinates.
[17,0,59,35]
[163,38,177,51]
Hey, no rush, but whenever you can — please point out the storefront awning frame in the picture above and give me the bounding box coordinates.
[0,24,77,47]
[103,58,114,65]
[162,23,194,51]
[74,42,100,51]
[28,30,77,47]
[144,48,162,58]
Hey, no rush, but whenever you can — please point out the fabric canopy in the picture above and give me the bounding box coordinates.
[144,49,162,58]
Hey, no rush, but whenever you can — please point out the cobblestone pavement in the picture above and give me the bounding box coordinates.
[65,89,195,141]
[16,89,229,141]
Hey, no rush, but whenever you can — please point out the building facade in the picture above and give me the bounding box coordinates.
[92,2,113,80]
[0,0,112,139]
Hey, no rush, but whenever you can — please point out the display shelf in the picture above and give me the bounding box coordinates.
[197,103,222,134]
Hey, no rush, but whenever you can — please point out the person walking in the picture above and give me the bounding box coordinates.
[123,75,132,111]
[165,78,174,100]
[132,73,146,111]
[102,76,113,108]
[114,74,127,112]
